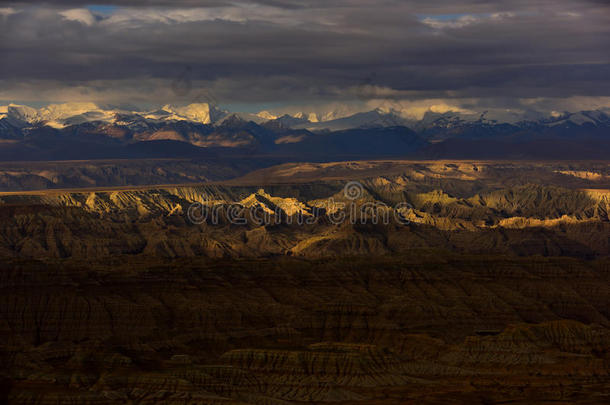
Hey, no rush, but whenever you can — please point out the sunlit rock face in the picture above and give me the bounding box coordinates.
[1,160,609,259]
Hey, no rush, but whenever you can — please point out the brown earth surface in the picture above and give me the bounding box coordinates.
[1,160,609,404]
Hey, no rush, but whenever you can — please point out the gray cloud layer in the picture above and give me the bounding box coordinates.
[1,0,608,113]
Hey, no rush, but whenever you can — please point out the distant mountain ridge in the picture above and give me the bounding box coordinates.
[3,102,609,131]
[1,102,609,161]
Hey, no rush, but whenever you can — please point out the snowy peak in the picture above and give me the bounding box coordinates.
[40,103,116,128]
[161,103,227,124]
[1,102,114,129]
[6,104,39,124]
[545,110,610,127]
[38,102,100,121]
[288,108,407,131]
[255,110,318,125]
[307,112,319,123]
[254,108,351,125]
[256,110,278,121]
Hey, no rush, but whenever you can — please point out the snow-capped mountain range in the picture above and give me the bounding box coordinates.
[0,101,609,161]
[2,102,609,135]
[0,102,228,129]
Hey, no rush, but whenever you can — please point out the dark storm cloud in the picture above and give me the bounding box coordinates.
[0,0,608,110]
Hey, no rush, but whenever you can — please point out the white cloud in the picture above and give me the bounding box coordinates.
[422,15,479,30]
[99,5,341,29]
[518,96,610,113]
[490,12,516,20]
[0,7,18,18]
[59,9,95,26]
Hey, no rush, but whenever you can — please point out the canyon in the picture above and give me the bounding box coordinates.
[1,159,609,404]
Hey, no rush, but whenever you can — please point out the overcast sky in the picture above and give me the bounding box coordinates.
[1,0,609,115]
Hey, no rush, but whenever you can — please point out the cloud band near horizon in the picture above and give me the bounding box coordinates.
[0,0,608,114]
